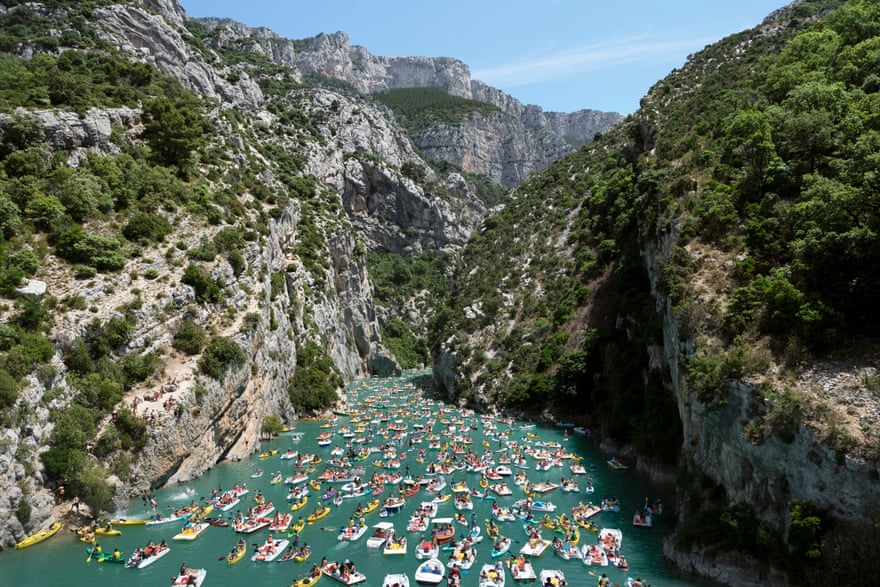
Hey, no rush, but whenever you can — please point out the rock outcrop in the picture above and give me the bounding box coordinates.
[0,0,487,547]
[191,24,623,186]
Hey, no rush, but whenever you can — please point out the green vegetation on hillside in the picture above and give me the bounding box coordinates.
[288,342,341,414]
[367,249,452,368]
[374,87,502,132]
[441,0,879,422]
[432,0,877,580]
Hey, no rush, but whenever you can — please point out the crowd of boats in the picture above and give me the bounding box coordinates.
[13,374,659,587]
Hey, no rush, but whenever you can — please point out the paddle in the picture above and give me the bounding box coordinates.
[86,539,97,563]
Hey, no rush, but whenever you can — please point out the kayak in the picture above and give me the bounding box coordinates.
[109,518,147,526]
[14,522,62,549]
[85,546,125,564]
[227,541,247,565]
[292,569,323,587]
[307,506,331,523]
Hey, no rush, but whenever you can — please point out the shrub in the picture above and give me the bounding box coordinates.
[120,351,161,385]
[15,497,31,525]
[261,415,284,438]
[122,211,171,243]
[198,336,245,379]
[55,225,127,271]
[181,263,223,303]
[0,367,18,409]
[172,319,206,355]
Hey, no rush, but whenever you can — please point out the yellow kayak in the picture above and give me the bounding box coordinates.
[292,568,322,586]
[306,506,330,524]
[227,542,247,565]
[109,518,146,526]
[259,449,279,459]
[289,517,306,535]
[290,496,308,513]
[14,521,62,549]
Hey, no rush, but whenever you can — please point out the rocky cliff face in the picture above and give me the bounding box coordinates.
[0,0,488,546]
[642,227,880,585]
[191,22,623,186]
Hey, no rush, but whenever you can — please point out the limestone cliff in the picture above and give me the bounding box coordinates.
[0,0,483,547]
[189,23,623,186]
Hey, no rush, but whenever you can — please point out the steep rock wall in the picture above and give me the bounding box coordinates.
[643,229,880,585]
[192,23,623,186]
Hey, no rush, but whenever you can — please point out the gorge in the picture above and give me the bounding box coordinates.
[0,1,878,586]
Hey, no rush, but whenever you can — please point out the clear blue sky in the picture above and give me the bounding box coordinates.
[179,0,788,115]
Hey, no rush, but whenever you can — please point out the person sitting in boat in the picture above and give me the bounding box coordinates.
[112,548,122,560]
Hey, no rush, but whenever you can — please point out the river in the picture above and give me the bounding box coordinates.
[1,371,717,587]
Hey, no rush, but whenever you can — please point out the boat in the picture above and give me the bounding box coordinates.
[447,543,476,570]
[322,561,367,585]
[85,546,126,563]
[429,517,455,545]
[252,537,290,562]
[491,537,512,558]
[530,500,557,513]
[227,540,247,565]
[270,512,294,532]
[293,544,313,562]
[171,568,206,587]
[580,543,609,567]
[632,510,653,528]
[172,522,209,541]
[552,538,579,560]
[14,522,62,549]
[204,516,228,527]
[606,457,627,470]
[538,569,566,587]
[383,534,407,555]
[109,517,147,526]
[383,573,411,587]
[598,527,623,550]
[292,568,323,587]
[600,497,620,512]
[518,536,552,557]
[379,496,406,517]
[338,522,368,541]
[366,522,395,548]
[145,513,186,526]
[307,505,331,524]
[234,517,270,534]
[414,558,446,586]
[125,544,171,568]
[259,449,279,459]
[479,563,506,587]
[290,495,309,512]
[506,557,536,583]
[76,524,122,542]
[415,538,440,559]
[353,498,380,517]
[530,482,559,494]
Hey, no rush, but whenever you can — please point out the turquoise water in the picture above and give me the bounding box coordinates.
[1,372,715,587]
